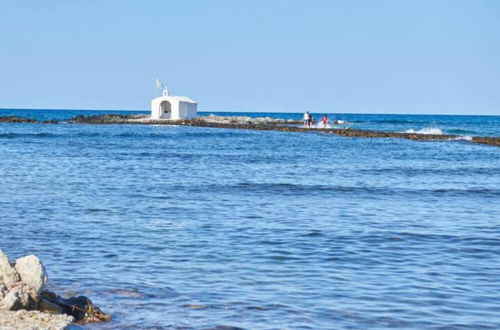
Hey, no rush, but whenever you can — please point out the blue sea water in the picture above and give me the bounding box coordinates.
[0,109,499,329]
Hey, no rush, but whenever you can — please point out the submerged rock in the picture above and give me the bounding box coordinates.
[0,249,110,326]
[40,291,111,324]
[62,295,110,323]
[38,296,64,314]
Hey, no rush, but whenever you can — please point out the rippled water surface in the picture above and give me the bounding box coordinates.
[0,110,499,329]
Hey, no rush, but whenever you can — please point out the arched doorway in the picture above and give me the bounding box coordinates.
[160,100,171,119]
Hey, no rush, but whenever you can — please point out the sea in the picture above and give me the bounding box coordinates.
[0,109,499,329]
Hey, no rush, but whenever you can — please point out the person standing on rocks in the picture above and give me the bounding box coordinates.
[303,111,310,127]
[308,113,314,128]
[322,115,328,128]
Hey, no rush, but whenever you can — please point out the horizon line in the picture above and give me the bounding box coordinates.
[0,107,498,117]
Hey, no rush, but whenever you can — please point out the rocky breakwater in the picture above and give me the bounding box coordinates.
[1,114,500,147]
[0,250,110,329]
[0,116,38,123]
[68,114,303,126]
[66,114,500,147]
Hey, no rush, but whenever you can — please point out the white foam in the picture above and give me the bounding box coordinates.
[451,135,473,141]
[315,122,331,129]
[406,127,443,135]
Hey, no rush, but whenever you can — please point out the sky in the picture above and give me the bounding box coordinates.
[0,0,499,115]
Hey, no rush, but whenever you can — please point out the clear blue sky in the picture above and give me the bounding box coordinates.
[1,0,499,114]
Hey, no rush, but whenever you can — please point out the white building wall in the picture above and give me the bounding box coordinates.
[176,102,197,119]
[186,103,197,118]
[151,99,161,119]
[151,96,197,120]
[178,102,188,119]
[171,100,180,119]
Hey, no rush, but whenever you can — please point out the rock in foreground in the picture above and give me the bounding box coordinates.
[0,249,110,328]
[0,310,73,330]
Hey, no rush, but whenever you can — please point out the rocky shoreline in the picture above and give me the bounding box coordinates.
[1,114,499,147]
[0,250,110,329]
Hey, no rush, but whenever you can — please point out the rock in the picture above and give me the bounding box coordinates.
[0,310,73,330]
[0,250,19,287]
[41,119,60,124]
[0,284,6,298]
[38,298,64,314]
[0,288,21,311]
[0,252,42,312]
[40,292,111,324]
[0,116,37,123]
[0,250,109,325]
[0,285,33,311]
[0,250,20,287]
[68,114,139,124]
[15,255,47,294]
[472,136,500,147]
[63,296,110,323]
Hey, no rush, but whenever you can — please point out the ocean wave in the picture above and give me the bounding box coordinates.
[73,132,108,138]
[374,120,417,124]
[0,132,59,139]
[113,132,141,138]
[450,135,473,141]
[182,183,500,198]
[360,166,497,176]
[406,127,443,135]
[314,123,331,129]
[430,188,500,197]
[447,129,478,135]
[349,119,417,124]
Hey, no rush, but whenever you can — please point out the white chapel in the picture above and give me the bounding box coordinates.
[151,83,197,120]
